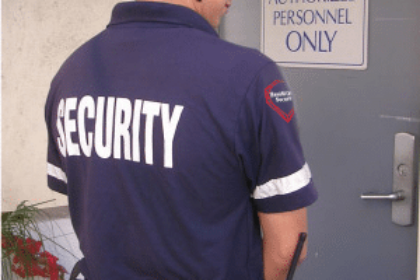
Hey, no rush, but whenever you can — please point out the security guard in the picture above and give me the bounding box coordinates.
[45,1,317,279]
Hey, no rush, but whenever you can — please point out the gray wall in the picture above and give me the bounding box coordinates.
[2,1,122,277]
[2,0,120,211]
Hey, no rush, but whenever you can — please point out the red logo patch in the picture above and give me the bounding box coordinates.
[264,80,294,123]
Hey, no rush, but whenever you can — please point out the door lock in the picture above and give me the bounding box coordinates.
[361,133,416,226]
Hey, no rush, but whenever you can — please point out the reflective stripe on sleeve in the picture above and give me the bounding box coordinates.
[252,163,311,199]
[47,163,68,184]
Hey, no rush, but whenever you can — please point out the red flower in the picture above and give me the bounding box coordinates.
[12,254,20,264]
[25,237,42,255]
[1,236,8,249]
[3,234,67,279]
[16,236,24,248]
[32,263,48,277]
[39,250,63,280]
[11,265,26,278]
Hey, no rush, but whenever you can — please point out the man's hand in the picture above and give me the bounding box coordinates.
[258,208,308,280]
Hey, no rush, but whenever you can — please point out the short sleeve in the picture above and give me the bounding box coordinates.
[235,62,317,213]
[45,85,68,195]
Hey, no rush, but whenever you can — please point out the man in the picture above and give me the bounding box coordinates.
[45,0,317,279]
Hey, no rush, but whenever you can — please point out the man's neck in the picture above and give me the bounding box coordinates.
[135,0,195,11]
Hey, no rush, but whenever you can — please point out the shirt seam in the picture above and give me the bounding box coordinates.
[233,61,277,171]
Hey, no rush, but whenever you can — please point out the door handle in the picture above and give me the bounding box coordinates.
[361,191,404,201]
[360,133,416,226]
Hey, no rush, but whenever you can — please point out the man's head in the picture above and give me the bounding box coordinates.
[137,0,232,29]
[192,0,232,29]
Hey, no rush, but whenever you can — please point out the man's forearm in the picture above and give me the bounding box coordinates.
[258,209,308,280]
[262,248,293,280]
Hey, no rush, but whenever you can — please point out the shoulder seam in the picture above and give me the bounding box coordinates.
[233,61,277,161]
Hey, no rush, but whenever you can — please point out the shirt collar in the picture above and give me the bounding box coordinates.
[108,1,219,37]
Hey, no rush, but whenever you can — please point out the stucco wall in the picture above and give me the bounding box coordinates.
[2,0,121,211]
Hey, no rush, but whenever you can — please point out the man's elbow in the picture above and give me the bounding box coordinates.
[261,241,308,279]
[273,247,307,267]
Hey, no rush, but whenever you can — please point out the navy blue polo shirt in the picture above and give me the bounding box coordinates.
[45,2,317,279]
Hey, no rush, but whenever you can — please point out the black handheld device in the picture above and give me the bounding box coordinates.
[286,232,307,280]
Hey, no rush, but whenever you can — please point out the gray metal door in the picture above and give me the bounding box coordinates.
[221,0,420,279]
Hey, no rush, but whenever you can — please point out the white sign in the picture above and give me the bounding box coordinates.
[261,0,369,70]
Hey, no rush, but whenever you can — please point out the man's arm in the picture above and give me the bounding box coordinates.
[258,208,308,280]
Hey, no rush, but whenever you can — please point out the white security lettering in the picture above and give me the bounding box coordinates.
[161,104,184,168]
[131,100,143,162]
[56,99,67,157]
[55,96,183,168]
[142,101,161,165]
[95,97,115,158]
[64,98,80,156]
[114,98,132,160]
[78,96,95,157]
